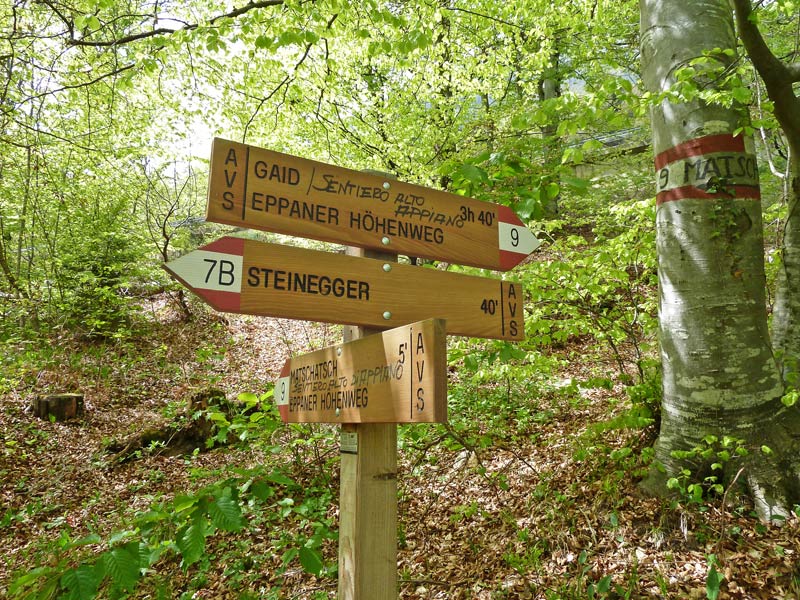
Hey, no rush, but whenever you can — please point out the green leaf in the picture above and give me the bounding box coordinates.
[254,35,272,49]
[250,479,275,501]
[781,389,798,407]
[731,86,751,104]
[209,488,243,532]
[63,533,102,550]
[9,566,58,596]
[277,30,304,47]
[544,182,560,200]
[266,471,295,486]
[143,540,168,568]
[459,164,488,185]
[597,574,612,593]
[238,391,259,404]
[60,565,101,600]
[706,562,724,600]
[104,542,141,592]
[610,447,632,460]
[298,546,324,576]
[176,520,206,567]
[107,529,137,546]
[517,190,543,220]
[173,494,198,513]
[562,175,590,192]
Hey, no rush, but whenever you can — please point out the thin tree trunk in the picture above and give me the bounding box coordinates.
[772,163,800,382]
[640,0,799,520]
[731,0,800,385]
[538,48,561,216]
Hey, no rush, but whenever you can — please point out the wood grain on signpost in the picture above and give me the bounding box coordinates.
[274,318,446,423]
[163,237,524,341]
[338,244,397,600]
[206,138,540,271]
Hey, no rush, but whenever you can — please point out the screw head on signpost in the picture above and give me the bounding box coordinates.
[162,237,525,340]
[205,138,540,271]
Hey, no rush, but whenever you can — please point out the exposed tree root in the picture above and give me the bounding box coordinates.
[641,405,800,523]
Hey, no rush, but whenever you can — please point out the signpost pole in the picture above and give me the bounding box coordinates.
[337,232,398,597]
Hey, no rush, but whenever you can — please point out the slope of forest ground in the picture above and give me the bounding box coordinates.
[2,291,800,599]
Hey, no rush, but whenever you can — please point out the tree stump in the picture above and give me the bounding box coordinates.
[32,393,85,421]
[104,388,243,463]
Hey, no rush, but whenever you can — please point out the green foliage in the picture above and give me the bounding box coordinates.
[55,224,148,338]
[781,387,799,408]
[60,565,101,600]
[706,555,724,600]
[524,199,658,382]
[297,546,325,578]
[666,436,748,507]
[659,46,754,120]
[101,542,141,594]
[593,360,661,436]
[9,391,338,599]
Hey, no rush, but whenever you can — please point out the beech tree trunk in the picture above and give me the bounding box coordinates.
[731,0,800,385]
[640,0,800,520]
[772,163,800,382]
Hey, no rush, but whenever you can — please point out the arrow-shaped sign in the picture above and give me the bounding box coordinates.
[206,138,540,271]
[273,318,447,424]
[163,237,524,341]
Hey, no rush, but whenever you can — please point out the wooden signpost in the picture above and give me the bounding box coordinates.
[206,138,540,271]
[273,318,447,424]
[162,236,524,341]
[162,141,541,599]
[336,244,398,599]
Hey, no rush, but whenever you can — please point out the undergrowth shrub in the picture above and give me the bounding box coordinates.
[523,200,657,384]
[9,391,337,600]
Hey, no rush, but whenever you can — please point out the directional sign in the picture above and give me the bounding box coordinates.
[163,237,524,340]
[206,138,540,271]
[273,318,446,423]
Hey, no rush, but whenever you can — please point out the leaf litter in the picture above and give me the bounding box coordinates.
[1,300,799,599]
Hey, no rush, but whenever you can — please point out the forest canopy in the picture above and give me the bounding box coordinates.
[2,0,800,597]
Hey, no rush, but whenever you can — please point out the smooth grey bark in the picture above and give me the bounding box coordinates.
[731,0,800,385]
[773,170,800,381]
[640,0,800,520]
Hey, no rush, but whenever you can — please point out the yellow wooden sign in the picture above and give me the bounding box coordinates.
[273,319,446,423]
[163,237,524,340]
[206,138,540,271]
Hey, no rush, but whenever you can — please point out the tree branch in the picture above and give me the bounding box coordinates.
[9,63,136,108]
[731,0,790,86]
[442,6,523,31]
[64,0,285,48]
[732,0,800,156]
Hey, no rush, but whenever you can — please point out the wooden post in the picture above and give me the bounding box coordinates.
[337,240,398,599]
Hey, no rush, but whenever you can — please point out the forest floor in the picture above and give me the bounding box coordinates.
[1,297,799,599]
